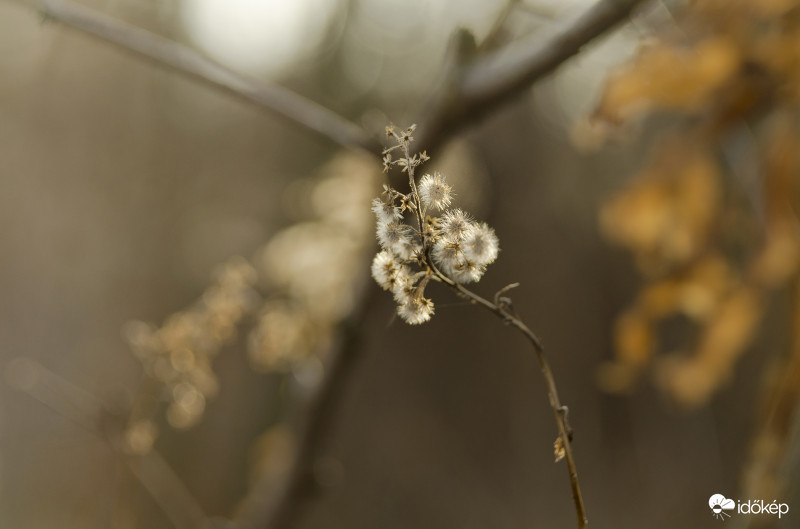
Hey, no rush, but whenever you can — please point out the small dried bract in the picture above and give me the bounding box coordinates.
[554,436,566,463]
[371,124,500,324]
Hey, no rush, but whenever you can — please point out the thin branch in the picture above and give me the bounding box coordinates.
[31,0,643,158]
[236,282,376,529]
[429,264,588,529]
[5,358,207,529]
[477,0,520,53]
[37,0,377,154]
[417,0,645,152]
[126,450,208,529]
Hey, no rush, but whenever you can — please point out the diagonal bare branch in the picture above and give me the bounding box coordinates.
[417,0,645,152]
[5,357,207,529]
[38,0,378,154]
[34,0,644,157]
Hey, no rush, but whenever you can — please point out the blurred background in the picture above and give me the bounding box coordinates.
[1,0,796,528]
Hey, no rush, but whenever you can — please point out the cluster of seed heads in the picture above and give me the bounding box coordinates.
[371,124,500,324]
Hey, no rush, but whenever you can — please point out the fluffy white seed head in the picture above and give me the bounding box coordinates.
[371,162,502,324]
[392,238,422,262]
[371,197,402,224]
[398,296,434,325]
[434,250,484,284]
[463,223,500,266]
[431,238,462,274]
[438,209,474,241]
[418,172,452,211]
[431,218,496,284]
[390,266,417,303]
[371,250,402,291]
[377,220,412,256]
[449,259,485,284]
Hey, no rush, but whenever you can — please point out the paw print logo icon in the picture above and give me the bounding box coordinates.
[709,494,735,520]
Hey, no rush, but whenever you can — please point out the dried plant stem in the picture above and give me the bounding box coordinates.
[36,0,376,153]
[430,266,588,529]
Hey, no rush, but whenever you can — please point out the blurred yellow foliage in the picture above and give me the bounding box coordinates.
[125,256,258,431]
[122,152,379,442]
[593,0,800,405]
[250,152,378,371]
[595,37,739,123]
[656,286,763,407]
[601,142,719,273]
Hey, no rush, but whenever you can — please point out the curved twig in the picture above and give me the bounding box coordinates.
[428,264,587,529]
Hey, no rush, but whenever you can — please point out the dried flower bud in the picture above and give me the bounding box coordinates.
[554,436,566,463]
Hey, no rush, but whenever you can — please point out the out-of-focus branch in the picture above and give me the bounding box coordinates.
[126,450,208,529]
[261,300,370,529]
[33,0,644,158]
[417,0,645,152]
[37,0,378,154]
[4,358,207,529]
[476,0,520,53]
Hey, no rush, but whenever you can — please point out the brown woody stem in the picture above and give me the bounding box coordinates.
[430,264,588,529]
